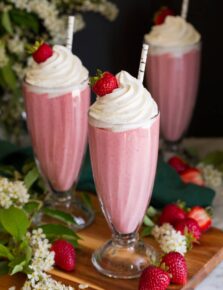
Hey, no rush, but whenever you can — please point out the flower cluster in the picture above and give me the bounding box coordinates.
[197,163,223,189]
[22,229,74,290]
[152,223,187,255]
[0,177,30,208]
[0,0,118,143]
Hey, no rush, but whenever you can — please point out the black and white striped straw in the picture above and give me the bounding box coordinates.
[181,0,189,19]
[66,16,75,51]
[137,43,149,83]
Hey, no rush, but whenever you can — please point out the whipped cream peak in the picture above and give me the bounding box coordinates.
[145,16,201,47]
[25,45,88,88]
[89,70,158,132]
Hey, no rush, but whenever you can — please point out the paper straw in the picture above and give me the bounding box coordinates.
[181,0,189,19]
[66,15,75,50]
[137,43,149,83]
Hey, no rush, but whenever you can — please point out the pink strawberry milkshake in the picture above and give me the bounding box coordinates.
[23,45,90,192]
[145,16,201,142]
[89,71,159,234]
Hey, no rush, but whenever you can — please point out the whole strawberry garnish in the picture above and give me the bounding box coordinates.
[153,6,174,25]
[159,203,187,226]
[187,206,212,232]
[161,252,187,285]
[26,40,53,63]
[180,167,205,186]
[174,217,201,241]
[138,265,170,290]
[51,239,76,272]
[168,156,189,174]
[90,69,118,97]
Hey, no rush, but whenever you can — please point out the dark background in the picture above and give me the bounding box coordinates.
[74,0,223,137]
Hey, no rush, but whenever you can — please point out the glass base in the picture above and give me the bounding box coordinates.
[92,234,158,279]
[161,139,198,165]
[36,191,95,231]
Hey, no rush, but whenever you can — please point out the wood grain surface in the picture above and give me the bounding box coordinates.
[1,194,223,290]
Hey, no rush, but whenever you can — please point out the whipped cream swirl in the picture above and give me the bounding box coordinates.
[89,71,158,132]
[145,16,201,47]
[25,45,88,88]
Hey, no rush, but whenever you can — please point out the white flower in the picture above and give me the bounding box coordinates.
[0,177,30,208]
[76,0,118,21]
[152,223,187,255]
[7,35,26,56]
[198,163,223,188]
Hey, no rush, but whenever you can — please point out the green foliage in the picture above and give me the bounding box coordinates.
[40,224,80,243]
[80,191,93,210]
[0,207,30,241]
[42,208,77,225]
[201,151,223,173]
[1,11,13,34]
[9,9,39,33]
[24,166,40,190]
[0,63,17,91]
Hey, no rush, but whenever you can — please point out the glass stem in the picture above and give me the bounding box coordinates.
[48,186,73,207]
[112,232,139,247]
[163,139,183,154]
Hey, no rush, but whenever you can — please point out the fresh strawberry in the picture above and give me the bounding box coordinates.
[153,6,174,25]
[159,203,186,226]
[180,167,205,186]
[168,156,189,174]
[174,217,201,241]
[138,265,170,290]
[187,206,212,232]
[161,251,187,285]
[26,40,53,63]
[51,239,76,272]
[90,70,118,97]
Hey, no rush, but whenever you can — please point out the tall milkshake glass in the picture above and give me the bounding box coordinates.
[145,16,201,157]
[23,45,94,229]
[88,71,160,278]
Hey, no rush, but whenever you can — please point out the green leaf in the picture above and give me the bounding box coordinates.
[140,226,154,238]
[10,260,26,275]
[201,151,223,172]
[0,207,30,241]
[65,238,79,248]
[0,244,14,260]
[10,9,39,33]
[42,207,77,225]
[24,166,39,189]
[0,165,16,178]
[0,64,17,91]
[143,215,155,227]
[23,200,42,216]
[146,206,158,217]
[0,261,9,276]
[39,224,80,243]
[1,11,13,34]
[80,192,93,210]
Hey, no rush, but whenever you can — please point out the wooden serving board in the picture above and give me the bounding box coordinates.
[1,195,223,290]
